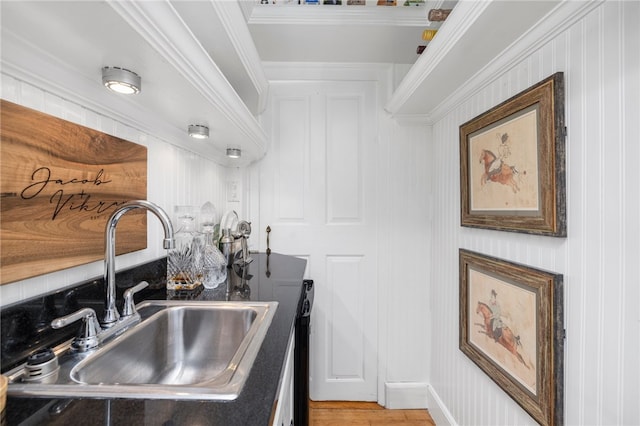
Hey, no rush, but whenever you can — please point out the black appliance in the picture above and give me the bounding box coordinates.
[294,279,313,426]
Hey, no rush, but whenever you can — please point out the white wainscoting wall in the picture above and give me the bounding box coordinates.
[380,121,432,408]
[0,75,228,306]
[427,2,639,425]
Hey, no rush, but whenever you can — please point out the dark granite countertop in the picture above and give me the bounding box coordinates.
[2,253,307,426]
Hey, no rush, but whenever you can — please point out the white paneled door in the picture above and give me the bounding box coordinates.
[257,80,378,401]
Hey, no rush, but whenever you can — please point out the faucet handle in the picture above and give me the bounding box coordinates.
[122,281,149,317]
[51,308,101,352]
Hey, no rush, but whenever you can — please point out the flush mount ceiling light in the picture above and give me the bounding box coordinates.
[226,148,241,159]
[188,124,209,139]
[102,66,141,95]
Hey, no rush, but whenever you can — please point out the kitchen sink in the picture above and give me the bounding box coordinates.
[5,300,277,400]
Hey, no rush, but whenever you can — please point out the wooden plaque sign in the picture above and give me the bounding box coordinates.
[0,100,148,284]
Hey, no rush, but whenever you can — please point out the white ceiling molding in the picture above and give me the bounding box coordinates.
[1,1,269,166]
[249,4,435,27]
[208,0,270,114]
[386,0,604,125]
[237,0,257,22]
[107,0,268,157]
[425,0,605,124]
[384,0,492,115]
[0,30,201,162]
[386,0,575,119]
[247,0,456,64]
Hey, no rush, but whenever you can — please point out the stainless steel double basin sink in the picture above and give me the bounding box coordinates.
[6,300,278,401]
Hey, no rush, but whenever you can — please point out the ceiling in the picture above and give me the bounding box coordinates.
[1,0,455,165]
[243,1,455,64]
[1,0,572,166]
[0,0,455,167]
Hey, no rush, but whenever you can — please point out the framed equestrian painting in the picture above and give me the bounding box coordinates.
[459,249,564,426]
[459,73,566,236]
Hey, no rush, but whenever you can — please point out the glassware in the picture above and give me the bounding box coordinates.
[200,202,227,289]
[200,201,220,242]
[201,231,227,289]
[167,206,204,291]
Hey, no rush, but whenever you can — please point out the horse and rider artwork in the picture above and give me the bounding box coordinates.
[467,265,538,395]
[460,249,565,426]
[468,106,540,213]
[461,73,566,237]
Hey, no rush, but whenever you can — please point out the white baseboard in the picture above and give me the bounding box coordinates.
[426,384,458,426]
[384,382,428,409]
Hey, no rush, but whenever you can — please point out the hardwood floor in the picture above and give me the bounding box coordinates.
[309,401,436,426]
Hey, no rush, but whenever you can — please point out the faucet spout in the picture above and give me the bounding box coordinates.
[102,200,175,327]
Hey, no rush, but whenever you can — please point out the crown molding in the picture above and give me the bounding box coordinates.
[385,0,604,119]
[0,30,230,165]
[249,4,433,27]
[426,0,604,123]
[108,1,268,157]
[384,0,491,114]
[209,0,270,114]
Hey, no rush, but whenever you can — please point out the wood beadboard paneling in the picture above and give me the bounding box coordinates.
[429,2,639,425]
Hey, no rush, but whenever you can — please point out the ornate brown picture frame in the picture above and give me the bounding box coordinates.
[459,249,564,426]
[460,73,566,236]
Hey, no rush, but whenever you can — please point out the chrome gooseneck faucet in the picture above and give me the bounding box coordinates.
[102,200,175,327]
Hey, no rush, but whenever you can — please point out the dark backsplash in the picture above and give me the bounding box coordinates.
[1,258,168,372]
